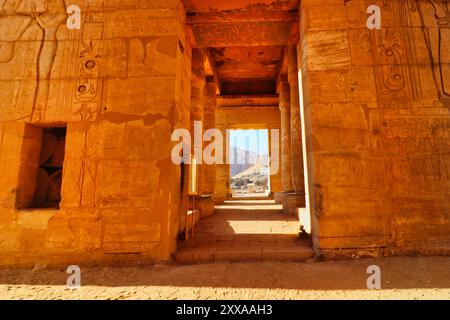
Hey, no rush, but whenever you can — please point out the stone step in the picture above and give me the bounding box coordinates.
[214,202,285,215]
[174,199,311,264]
[224,200,277,205]
[226,196,275,202]
[214,209,285,215]
[174,244,314,264]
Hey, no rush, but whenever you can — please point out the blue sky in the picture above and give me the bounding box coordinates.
[229,129,269,155]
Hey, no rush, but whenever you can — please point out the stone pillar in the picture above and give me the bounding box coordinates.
[199,78,217,216]
[299,0,450,255]
[0,0,192,265]
[274,80,294,204]
[214,125,230,204]
[190,48,205,152]
[288,46,305,195]
[268,126,283,195]
[283,46,305,215]
[190,49,206,194]
[189,50,216,217]
[280,81,294,193]
[179,49,205,236]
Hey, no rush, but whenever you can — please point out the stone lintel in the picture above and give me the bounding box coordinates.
[217,94,278,107]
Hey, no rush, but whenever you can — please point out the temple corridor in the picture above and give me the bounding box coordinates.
[174,200,313,263]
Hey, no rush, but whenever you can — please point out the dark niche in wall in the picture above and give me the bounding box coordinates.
[33,127,67,209]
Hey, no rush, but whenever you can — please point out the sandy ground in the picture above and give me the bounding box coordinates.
[0,257,449,300]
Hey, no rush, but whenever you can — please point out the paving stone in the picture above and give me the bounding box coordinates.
[174,200,313,263]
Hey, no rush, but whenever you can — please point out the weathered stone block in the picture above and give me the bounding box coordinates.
[302,31,351,71]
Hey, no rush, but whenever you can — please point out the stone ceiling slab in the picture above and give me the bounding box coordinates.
[210,46,283,80]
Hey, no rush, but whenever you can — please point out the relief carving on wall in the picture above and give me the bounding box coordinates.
[369,1,423,108]
[73,38,102,123]
[418,0,450,99]
[42,5,104,123]
[379,46,406,92]
[0,0,67,121]
[1,0,104,122]
[39,2,104,123]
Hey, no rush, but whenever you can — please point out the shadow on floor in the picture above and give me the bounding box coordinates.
[0,257,449,290]
[175,200,314,263]
[1,201,449,291]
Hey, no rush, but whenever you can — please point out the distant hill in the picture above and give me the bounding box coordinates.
[232,160,269,180]
[229,147,268,177]
[230,147,270,195]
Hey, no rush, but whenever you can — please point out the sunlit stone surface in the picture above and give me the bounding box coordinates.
[0,0,448,267]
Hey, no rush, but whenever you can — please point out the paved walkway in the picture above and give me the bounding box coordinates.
[174,200,314,263]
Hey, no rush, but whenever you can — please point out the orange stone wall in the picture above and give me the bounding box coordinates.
[300,0,450,256]
[0,0,191,267]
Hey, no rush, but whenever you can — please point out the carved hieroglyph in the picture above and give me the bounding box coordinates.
[369,1,423,107]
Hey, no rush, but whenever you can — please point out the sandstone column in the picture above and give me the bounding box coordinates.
[183,48,206,234]
[288,46,305,195]
[189,49,216,218]
[190,49,206,193]
[274,79,294,204]
[0,0,192,265]
[268,125,283,195]
[203,78,217,192]
[214,125,231,204]
[200,77,217,216]
[283,46,305,215]
[297,0,450,254]
[280,80,294,193]
[190,48,205,155]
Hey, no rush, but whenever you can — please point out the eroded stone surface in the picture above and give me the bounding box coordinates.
[0,0,191,267]
[300,0,450,253]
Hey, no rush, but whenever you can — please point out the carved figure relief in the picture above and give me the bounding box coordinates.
[0,1,38,63]
[418,0,450,98]
[31,0,67,122]
[0,0,67,121]
[47,14,104,122]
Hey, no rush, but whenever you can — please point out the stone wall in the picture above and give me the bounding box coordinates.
[0,0,191,267]
[0,0,448,267]
[300,0,450,256]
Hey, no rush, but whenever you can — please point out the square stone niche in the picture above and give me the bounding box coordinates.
[16,125,67,210]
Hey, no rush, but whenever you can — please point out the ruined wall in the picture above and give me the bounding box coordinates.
[300,0,450,256]
[215,106,282,202]
[0,0,191,267]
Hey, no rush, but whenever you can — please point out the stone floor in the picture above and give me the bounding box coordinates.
[1,257,449,300]
[174,200,314,263]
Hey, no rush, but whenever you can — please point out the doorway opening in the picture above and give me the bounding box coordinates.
[229,129,270,198]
